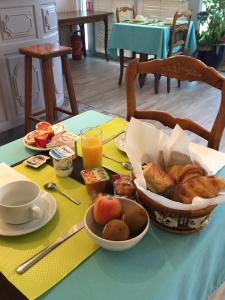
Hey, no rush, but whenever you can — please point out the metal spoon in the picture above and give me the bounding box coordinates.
[44,182,80,205]
[103,154,133,170]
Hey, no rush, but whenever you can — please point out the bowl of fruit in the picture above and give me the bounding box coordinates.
[84,194,150,251]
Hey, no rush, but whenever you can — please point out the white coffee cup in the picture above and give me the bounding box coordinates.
[0,180,43,224]
[135,15,145,21]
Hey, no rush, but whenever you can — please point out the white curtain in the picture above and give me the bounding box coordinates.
[55,0,78,12]
[93,0,135,54]
[137,0,189,18]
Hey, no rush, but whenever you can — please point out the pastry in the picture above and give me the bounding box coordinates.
[173,176,225,204]
[166,163,205,184]
[143,162,174,193]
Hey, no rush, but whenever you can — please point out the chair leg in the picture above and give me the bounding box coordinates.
[139,53,148,88]
[132,51,136,59]
[118,49,124,85]
[178,80,181,88]
[154,74,160,94]
[167,77,171,93]
[24,56,33,134]
[79,24,86,58]
[61,55,78,115]
[41,57,56,123]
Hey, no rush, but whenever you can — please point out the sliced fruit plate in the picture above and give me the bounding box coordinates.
[23,122,70,151]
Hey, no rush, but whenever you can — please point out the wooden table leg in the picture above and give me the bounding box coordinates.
[104,16,109,61]
[61,55,78,115]
[79,24,86,58]
[24,56,33,134]
[41,58,56,123]
[139,53,148,88]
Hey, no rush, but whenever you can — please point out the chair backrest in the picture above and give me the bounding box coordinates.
[116,6,136,23]
[126,56,225,150]
[168,10,192,57]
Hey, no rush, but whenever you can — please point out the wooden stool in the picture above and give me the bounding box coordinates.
[19,43,78,133]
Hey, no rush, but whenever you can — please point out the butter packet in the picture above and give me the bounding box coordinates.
[24,155,50,168]
[46,131,79,151]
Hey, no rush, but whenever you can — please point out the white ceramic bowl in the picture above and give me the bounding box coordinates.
[84,197,150,251]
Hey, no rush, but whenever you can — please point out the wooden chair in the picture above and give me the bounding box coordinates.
[116,6,136,85]
[155,10,193,94]
[19,44,79,133]
[126,56,225,150]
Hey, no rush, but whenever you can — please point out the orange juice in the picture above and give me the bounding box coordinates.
[82,137,102,169]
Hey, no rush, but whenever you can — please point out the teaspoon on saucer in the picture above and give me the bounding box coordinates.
[44,182,80,205]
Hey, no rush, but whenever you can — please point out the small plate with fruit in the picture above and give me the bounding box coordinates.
[23,121,65,151]
[84,194,150,251]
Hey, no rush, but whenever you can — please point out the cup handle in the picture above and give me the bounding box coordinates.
[31,205,43,220]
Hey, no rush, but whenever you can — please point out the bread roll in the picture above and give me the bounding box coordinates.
[143,162,174,193]
[166,163,205,184]
[173,176,225,204]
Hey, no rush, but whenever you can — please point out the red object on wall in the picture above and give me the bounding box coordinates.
[70,34,82,60]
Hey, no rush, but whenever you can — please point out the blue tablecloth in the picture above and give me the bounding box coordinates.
[1,111,225,300]
[0,110,112,166]
[108,21,197,59]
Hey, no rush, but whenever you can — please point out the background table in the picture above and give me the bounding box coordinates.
[108,21,197,60]
[1,110,225,300]
[58,11,113,61]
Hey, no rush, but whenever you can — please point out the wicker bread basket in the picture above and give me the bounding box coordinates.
[133,181,216,234]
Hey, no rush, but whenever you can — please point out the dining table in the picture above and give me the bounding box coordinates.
[58,11,113,61]
[1,110,225,300]
[108,20,197,86]
[108,20,197,60]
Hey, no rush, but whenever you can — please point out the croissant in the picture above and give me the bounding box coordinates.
[166,163,205,184]
[173,176,225,204]
[143,162,174,193]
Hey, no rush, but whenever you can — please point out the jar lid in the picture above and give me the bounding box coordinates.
[49,145,74,160]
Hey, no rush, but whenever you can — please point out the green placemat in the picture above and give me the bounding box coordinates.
[0,163,98,300]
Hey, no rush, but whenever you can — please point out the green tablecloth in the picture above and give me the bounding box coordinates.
[108,21,197,59]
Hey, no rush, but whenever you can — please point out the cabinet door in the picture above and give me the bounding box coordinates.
[6,53,44,118]
[41,3,58,34]
[0,79,11,131]
[0,6,37,42]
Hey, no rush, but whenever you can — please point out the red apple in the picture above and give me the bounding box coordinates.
[93,194,122,225]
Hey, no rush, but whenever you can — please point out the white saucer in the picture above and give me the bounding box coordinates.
[115,133,126,152]
[0,192,57,236]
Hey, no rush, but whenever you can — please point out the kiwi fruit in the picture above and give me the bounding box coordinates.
[122,206,148,236]
[102,219,130,241]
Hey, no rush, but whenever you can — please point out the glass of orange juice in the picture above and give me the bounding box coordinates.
[80,127,102,169]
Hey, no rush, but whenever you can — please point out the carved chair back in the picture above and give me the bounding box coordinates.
[168,10,192,57]
[126,56,225,150]
[116,6,136,23]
